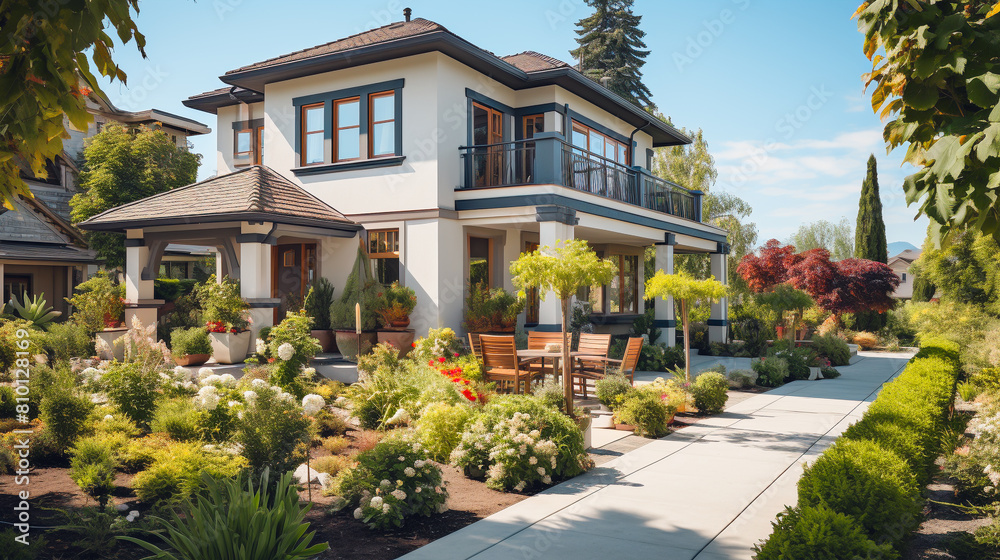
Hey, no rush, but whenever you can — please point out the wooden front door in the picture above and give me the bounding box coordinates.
[272,243,317,323]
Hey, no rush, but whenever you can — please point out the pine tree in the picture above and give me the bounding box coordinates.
[570,0,653,108]
[853,154,889,331]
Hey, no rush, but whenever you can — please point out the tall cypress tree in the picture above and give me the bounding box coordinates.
[854,154,890,331]
[570,0,653,108]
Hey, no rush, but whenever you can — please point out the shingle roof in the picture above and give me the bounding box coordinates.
[0,242,96,263]
[500,51,571,73]
[228,18,447,74]
[888,249,921,264]
[79,166,359,232]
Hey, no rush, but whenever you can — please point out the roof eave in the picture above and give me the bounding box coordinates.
[79,212,363,234]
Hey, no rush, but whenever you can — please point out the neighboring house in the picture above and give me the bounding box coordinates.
[0,92,211,314]
[888,249,920,300]
[81,12,729,346]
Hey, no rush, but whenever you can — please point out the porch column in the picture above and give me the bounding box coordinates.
[0,262,5,302]
[124,232,157,330]
[536,206,577,332]
[653,236,676,347]
[238,231,275,341]
[708,243,730,344]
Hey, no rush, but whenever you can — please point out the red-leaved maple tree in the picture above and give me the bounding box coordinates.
[737,240,899,318]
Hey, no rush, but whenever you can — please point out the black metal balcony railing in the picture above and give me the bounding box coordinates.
[458,137,700,221]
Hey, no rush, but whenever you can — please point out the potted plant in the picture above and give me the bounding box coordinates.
[67,272,127,360]
[462,282,526,334]
[196,275,251,364]
[375,282,417,357]
[304,278,336,353]
[330,244,379,362]
[170,326,212,366]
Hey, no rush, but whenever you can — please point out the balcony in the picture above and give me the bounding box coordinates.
[458,135,701,221]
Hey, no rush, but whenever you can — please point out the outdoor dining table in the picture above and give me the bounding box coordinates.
[516,349,589,383]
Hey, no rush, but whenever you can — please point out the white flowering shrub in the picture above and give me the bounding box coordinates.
[451,395,591,492]
[332,439,448,530]
[235,384,311,478]
[302,393,326,416]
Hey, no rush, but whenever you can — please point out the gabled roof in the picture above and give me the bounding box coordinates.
[184,17,690,147]
[88,92,211,136]
[79,165,361,233]
[888,249,921,266]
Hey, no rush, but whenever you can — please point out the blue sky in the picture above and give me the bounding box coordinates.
[96,0,927,247]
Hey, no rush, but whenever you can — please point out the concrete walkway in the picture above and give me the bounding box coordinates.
[400,351,915,560]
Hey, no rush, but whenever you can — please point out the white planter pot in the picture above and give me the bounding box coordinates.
[591,410,615,429]
[95,328,128,361]
[209,331,251,364]
[808,366,823,381]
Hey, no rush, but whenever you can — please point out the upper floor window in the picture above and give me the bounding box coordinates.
[571,121,629,166]
[301,103,325,166]
[291,79,404,173]
[370,91,396,157]
[235,128,252,163]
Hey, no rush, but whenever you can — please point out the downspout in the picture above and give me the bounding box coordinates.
[628,120,651,168]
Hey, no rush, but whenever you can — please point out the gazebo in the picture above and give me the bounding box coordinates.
[79,165,361,337]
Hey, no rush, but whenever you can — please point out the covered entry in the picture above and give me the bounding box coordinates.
[79,165,361,337]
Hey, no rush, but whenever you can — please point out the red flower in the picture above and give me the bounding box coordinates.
[454,352,460,358]
[411,342,417,348]
[438,357,446,363]
[461,388,476,401]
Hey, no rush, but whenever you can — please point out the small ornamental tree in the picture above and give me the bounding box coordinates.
[645,271,728,382]
[755,283,814,341]
[735,239,802,292]
[510,239,616,413]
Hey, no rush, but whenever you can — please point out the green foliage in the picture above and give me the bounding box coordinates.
[790,218,854,261]
[267,310,320,390]
[103,361,162,427]
[169,326,211,357]
[124,469,328,560]
[131,440,247,506]
[811,334,852,366]
[303,278,336,331]
[755,283,814,338]
[855,155,889,272]
[333,439,448,529]
[159,292,203,346]
[753,357,788,388]
[462,283,525,332]
[570,0,652,107]
[647,270,728,381]
[374,281,417,326]
[411,327,463,363]
[856,1,1000,244]
[692,371,729,414]
[0,0,145,211]
[532,378,568,413]
[197,275,250,332]
[0,527,46,560]
[769,340,814,381]
[414,403,473,462]
[753,504,895,560]
[5,291,61,330]
[613,386,674,438]
[235,386,311,480]
[0,318,43,378]
[916,229,1000,314]
[153,278,199,302]
[594,372,633,408]
[69,436,117,508]
[42,320,95,363]
[151,398,200,441]
[0,385,16,418]
[67,271,125,333]
[798,439,920,546]
[451,395,591,491]
[330,245,380,330]
[39,384,94,452]
[732,316,770,357]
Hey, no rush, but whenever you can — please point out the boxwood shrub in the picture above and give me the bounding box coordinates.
[753,504,894,560]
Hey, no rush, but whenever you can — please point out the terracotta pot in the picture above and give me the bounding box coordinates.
[334,331,378,362]
[389,317,410,329]
[614,423,636,432]
[209,331,252,364]
[377,329,415,358]
[173,353,210,367]
[775,326,786,339]
[311,330,337,353]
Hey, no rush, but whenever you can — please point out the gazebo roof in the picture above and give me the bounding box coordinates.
[79,165,360,233]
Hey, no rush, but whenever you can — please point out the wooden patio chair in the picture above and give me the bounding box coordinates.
[522,331,564,378]
[480,335,537,394]
[572,337,643,397]
[468,332,483,361]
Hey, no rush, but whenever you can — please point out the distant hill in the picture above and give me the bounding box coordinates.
[887,241,919,257]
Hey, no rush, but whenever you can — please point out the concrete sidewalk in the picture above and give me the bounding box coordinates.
[400,351,914,560]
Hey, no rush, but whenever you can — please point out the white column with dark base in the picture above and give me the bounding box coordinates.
[708,243,730,344]
[124,232,157,329]
[238,223,277,341]
[536,206,577,332]
[653,235,676,346]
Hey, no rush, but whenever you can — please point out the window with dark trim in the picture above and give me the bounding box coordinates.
[334,97,361,162]
[369,91,396,158]
[571,121,629,165]
[234,129,252,165]
[301,103,325,166]
[368,229,400,285]
[584,253,639,315]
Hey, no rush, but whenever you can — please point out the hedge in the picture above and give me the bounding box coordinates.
[754,338,960,558]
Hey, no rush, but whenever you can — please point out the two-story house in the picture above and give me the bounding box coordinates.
[1,92,210,315]
[80,13,730,346]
